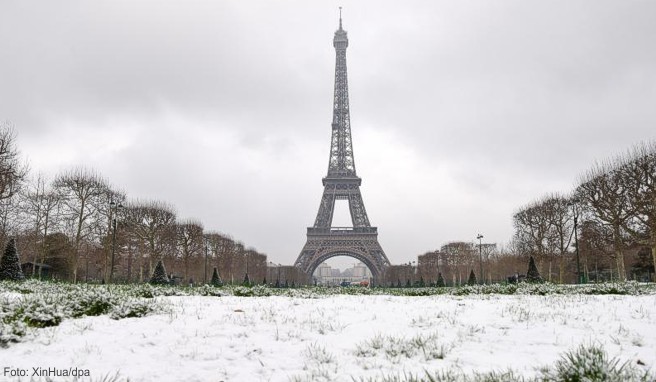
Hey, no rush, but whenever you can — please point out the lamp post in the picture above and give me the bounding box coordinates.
[204,238,209,284]
[109,200,123,283]
[411,260,416,286]
[477,234,484,285]
[574,215,582,284]
[568,198,583,284]
[244,252,250,285]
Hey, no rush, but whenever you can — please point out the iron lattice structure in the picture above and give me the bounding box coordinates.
[295,14,391,285]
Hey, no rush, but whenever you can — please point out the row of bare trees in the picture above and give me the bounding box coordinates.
[405,142,655,286]
[390,242,499,287]
[512,142,656,282]
[512,194,576,283]
[0,122,268,284]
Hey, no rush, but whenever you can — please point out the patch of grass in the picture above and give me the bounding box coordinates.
[233,285,271,297]
[0,281,166,346]
[305,343,336,365]
[354,369,527,382]
[19,295,68,328]
[539,343,653,382]
[354,344,654,382]
[196,284,224,297]
[109,299,159,320]
[293,343,339,382]
[0,320,27,347]
[355,332,450,362]
[67,288,118,317]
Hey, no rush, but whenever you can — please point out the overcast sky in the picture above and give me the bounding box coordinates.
[2,1,655,268]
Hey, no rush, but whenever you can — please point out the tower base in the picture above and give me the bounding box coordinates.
[295,227,390,285]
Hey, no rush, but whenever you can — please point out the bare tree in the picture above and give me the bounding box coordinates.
[543,194,575,283]
[94,188,126,282]
[0,122,29,202]
[23,175,61,278]
[204,231,231,283]
[175,219,204,282]
[619,142,656,277]
[417,251,441,284]
[490,240,526,282]
[230,242,246,285]
[440,241,475,286]
[0,194,26,246]
[243,248,267,284]
[576,163,634,281]
[121,200,176,282]
[207,233,235,283]
[53,168,111,282]
[578,219,614,282]
[513,200,553,277]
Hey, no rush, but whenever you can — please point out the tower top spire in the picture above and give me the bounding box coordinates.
[333,7,348,49]
[339,7,342,30]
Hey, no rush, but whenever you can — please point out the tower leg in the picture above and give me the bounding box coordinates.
[314,192,336,228]
[348,191,370,227]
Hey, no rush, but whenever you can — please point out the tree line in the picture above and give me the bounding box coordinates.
[513,142,655,283]
[0,122,268,284]
[400,142,655,286]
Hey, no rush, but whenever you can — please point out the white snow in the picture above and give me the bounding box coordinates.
[2,294,655,381]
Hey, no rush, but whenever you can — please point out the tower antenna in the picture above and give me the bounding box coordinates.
[339,7,342,29]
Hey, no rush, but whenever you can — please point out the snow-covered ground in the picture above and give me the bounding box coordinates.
[2,294,655,381]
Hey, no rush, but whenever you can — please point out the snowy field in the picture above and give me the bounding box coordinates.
[2,292,655,381]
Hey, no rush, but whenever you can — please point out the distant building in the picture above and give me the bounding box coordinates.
[317,262,333,278]
[313,261,371,286]
[352,262,370,278]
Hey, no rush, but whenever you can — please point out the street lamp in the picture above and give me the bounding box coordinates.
[109,200,123,283]
[569,198,583,284]
[204,238,209,284]
[244,252,250,285]
[477,234,484,285]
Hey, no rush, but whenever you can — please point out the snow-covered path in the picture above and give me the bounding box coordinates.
[2,294,655,381]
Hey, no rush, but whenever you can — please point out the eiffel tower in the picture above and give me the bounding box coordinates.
[295,11,391,285]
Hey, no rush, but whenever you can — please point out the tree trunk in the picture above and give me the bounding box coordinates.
[104,211,112,282]
[613,225,626,281]
[127,242,132,283]
[548,260,552,283]
[72,198,86,283]
[38,210,50,280]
